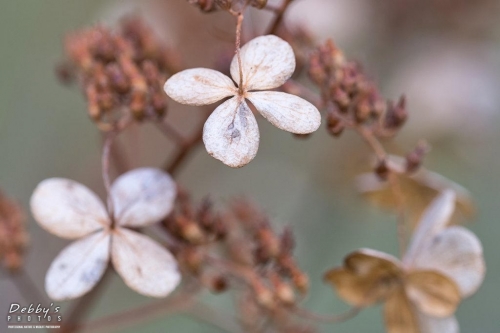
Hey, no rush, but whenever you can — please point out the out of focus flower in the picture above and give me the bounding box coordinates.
[164,35,321,168]
[325,190,485,333]
[356,155,474,227]
[30,168,181,300]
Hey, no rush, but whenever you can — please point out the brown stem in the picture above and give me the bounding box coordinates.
[58,268,114,333]
[266,0,294,35]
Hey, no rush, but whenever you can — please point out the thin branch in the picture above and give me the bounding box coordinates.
[266,0,294,35]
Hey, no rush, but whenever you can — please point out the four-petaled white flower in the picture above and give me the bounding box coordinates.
[164,35,321,168]
[30,168,181,300]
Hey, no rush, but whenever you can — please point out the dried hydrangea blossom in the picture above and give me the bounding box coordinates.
[164,35,321,168]
[356,155,475,227]
[324,190,485,333]
[0,191,28,271]
[30,168,181,300]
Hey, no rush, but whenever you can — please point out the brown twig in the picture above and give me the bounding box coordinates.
[266,0,294,34]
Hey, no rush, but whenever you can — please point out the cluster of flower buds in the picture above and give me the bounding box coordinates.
[163,188,229,293]
[61,18,179,130]
[0,191,28,271]
[308,40,407,137]
[229,200,308,313]
[187,0,267,12]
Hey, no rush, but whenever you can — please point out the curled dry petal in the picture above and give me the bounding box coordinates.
[247,91,321,134]
[404,190,456,266]
[45,231,110,300]
[356,156,474,227]
[164,68,236,106]
[111,168,177,228]
[230,35,295,91]
[410,226,485,298]
[31,178,109,239]
[203,97,259,168]
[384,288,420,333]
[405,270,461,317]
[417,312,459,333]
[111,228,181,298]
[324,249,402,307]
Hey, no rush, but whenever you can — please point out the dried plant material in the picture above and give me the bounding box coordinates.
[45,231,111,300]
[203,98,259,167]
[111,168,177,227]
[384,288,420,333]
[325,191,485,333]
[111,228,180,297]
[31,179,108,239]
[0,192,28,271]
[31,168,181,300]
[164,35,321,167]
[356,156,475,227]
[62,18,177,129]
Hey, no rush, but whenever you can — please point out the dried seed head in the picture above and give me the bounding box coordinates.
[62,18,175,130]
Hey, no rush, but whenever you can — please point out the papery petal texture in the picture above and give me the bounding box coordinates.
[405,270,461,317]
[31,178,109,239]
[203,97,259,168]
[230,35,295,91]
[324,249,402,307]
[404,190,455,266]
[410,226,485,298]
[111,228,181,298]
[247,91,321,134]
[384,288,420,333]
[164,68,237,106]
[45,231,111,300]
[111,168,177,227]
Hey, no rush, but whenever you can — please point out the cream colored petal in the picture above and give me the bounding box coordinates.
[247,91,321,134]
[384,288,420,333]
[203,97,259,168]
[405,270,461,317]
[164,68,237,106]
[31,178,109,239]
[404,190,455,266]
[417,313,459,333]
[111,168,177,227]
[111,228,181,298]
[410,226,485,298]
[230,35,295,91]
[45,231,110,300]
[324,249,402,307]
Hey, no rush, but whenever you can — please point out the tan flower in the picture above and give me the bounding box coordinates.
[164,35,321,168]
[325,190,485,333]
[356,155,475,227]
[30,168,181,300]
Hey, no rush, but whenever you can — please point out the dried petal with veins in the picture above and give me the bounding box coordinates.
[164,35,321,167]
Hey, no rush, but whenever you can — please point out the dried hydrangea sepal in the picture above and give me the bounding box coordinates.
[247,91,321,134]
[164,68,237,106]
[30,178,109,239]
[45,231,111,301]
[230,35,295,91]
[203,97,259,168]
[111,228,181,298]
[111,168,177,228]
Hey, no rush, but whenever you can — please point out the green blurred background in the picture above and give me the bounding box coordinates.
[1,0,500,332]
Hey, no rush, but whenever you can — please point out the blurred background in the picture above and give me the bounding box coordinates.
[1,0,500,332]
